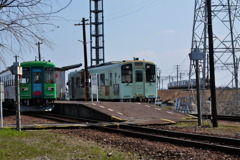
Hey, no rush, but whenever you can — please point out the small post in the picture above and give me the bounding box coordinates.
[0,82,4,128]
[13,56,22,131]
[16,68,21,131]
[189,48,204,126]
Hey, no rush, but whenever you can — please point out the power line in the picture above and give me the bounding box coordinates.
[106,0,167,22]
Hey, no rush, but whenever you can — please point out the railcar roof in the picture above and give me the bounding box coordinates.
[89,60,155,69]
[21,61,55,67]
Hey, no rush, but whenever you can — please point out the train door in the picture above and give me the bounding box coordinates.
[134,69,145,99]
[32,67,43,98]
[121,64,133,100]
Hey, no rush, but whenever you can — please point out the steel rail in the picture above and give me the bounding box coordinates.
[90,125,240,155]
[191,114,240,121]
[119,125,240,147]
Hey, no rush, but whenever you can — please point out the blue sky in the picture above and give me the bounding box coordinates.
[4,0,195,88]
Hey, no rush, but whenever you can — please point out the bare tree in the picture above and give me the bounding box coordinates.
[0,0,72,64]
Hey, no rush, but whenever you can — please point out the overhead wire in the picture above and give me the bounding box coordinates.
[106,0,168,22]
[48,0,190,84]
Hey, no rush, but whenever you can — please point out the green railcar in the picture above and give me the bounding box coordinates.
[68,59,157,102]
[20,61,56,110]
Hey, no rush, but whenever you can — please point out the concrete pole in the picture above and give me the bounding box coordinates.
[207,0,218,127]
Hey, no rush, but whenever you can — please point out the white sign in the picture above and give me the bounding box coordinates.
[91,74,98,94]
[91,73,98,101]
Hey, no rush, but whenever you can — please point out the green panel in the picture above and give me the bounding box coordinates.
[44,83,57,99]
[20,84,32,99]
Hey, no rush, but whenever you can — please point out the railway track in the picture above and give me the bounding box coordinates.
[191,114,240,121]
[89,124,240,155]
[5,111,240,155]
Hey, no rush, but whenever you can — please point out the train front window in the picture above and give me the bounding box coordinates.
[45,67,54,83]
[146,64,156,82]
[34,72,41,83]
[121,64,132,83]
[22,67,30,84]
[135,70,143,82]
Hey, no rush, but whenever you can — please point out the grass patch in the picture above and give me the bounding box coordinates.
[174,121,211,127]
[0,128,29,137]
[0,129,139,160]
[164,106,175,110]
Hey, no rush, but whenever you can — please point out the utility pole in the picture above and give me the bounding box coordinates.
[180,73,183,81]
[162,78,164,90]
[0,82,3,128]
[75,18,89,101]
[191,0,240,127]
[36,42,42,61]
[195,60,202,126]
[207,0,218,127]
[176,65,179,87]
[158,69,161,90]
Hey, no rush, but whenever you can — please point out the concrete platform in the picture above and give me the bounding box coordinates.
[20,105,54,112]
[53,101,196,125]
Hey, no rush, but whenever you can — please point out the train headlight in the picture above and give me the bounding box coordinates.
[21,87,28,91]
[47,87,54,91]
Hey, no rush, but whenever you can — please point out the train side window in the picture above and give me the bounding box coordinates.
[135,70,143,82]
[100,73,105,86]
[45,67,54,83]
[81,76,84,88]
[22,67,30,84]
[97,74,100,86]
[109,73,113,86]
[76,77,80,87]
[121,64,132,83]
[114,73,117,84]
[9,76,12,86]
[146,64,156,82]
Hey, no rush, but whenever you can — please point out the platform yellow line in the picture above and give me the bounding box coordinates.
[185,115,198,119]
[111,116,127,122]
[160,118,176,124]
